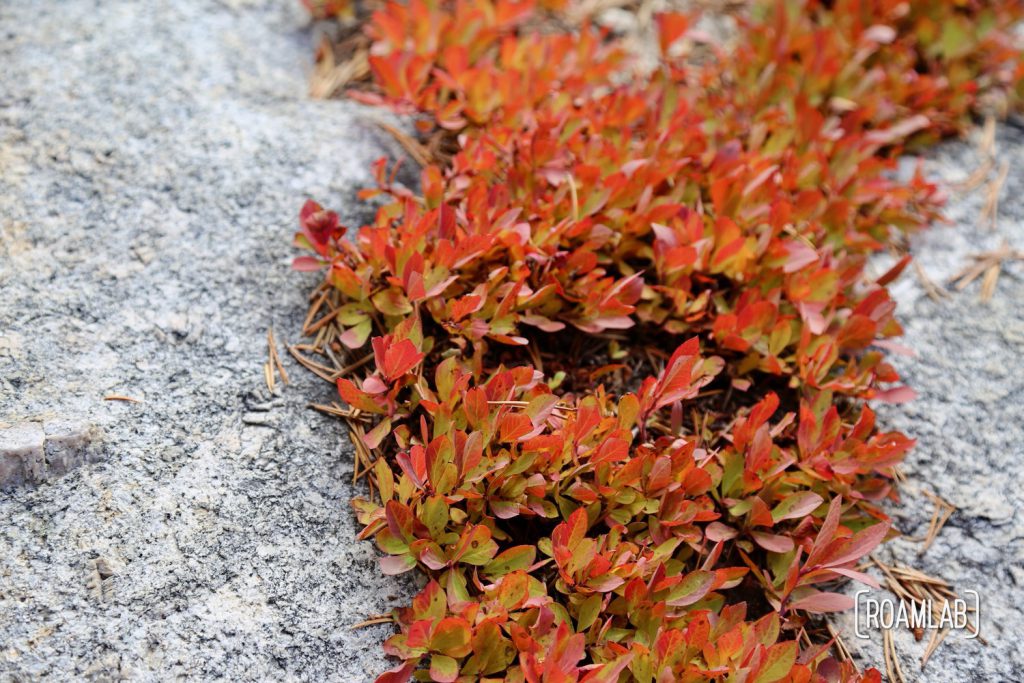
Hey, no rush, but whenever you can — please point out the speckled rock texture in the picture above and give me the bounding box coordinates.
[1,0,1023,681]
[0,0,415,679]
[832,126,1024,682]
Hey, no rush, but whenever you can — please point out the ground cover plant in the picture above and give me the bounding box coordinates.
[292,0,1024,680]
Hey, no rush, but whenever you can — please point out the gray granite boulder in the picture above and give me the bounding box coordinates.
[0,0,414,679]
[833,126,1024,682]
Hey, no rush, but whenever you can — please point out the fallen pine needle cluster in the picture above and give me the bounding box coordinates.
[292,0,1024,680]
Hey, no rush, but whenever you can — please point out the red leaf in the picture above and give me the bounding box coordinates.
[292,256,323,271]
[299,199,343,245]
[818,522,890,568]
[751,531,795,553]
[380,554,417,575]
[771,492,823,523]
[373,337,424,381]
[705,522,739,542]
[783,241,818,273]
[872,385,917,404]
[829,566,881,589]
[375,660,416,683]
[788,591,855,613]
[876,254,912,286]
[807,496,843,568]
[362,375,389,395]
[363,418,392,450]
[656,13,689,53]
[337,377,385,414]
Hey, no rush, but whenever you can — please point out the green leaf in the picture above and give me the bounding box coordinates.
[457,526,498,566]
[336,303,370,326]
[372,287,414,316]
[770,491,823,523]
[483,545,535,578]
[362,418,391,450]
[339,319,373,348]
[421,496,449,539]
[665,570,715,607]
[375,458,395,502]
[576,593,602,631]
[430,617,472,657]
[429,654,459,683]
[754,641,797,683]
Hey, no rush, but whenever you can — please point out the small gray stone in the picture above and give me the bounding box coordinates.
[1,420,103,487]
[0,422,44,488]
[43,419,103,477]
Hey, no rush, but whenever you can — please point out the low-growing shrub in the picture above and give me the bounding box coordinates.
[294,0,1024,680]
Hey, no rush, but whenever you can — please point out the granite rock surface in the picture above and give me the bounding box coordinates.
[0,1,415,679]
[833,125,1024,682]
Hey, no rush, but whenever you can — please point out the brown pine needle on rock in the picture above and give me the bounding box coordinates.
[913,262,948,302]
[264,360,275,393]
[349,614,394,630]
[825,623,857,670]
[919,490,955,554]
[346,419,376,484]
[303,288,331,335]
[921,627,950,669]
[981,159,1010,230]
[305,307,342,335]
[950,241,1024,302]
[310,34,371,100]
[288,345,337,383]
[377,122,433,167]
[338,353,374,377]
[951,155,995,193]
[980,263,1000,302]
[979,115,997,157]
[883,627,907,683]
[103,394,142,403]
[268,327,289,385]
[869,556,986,669]
[309,402,369,421]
